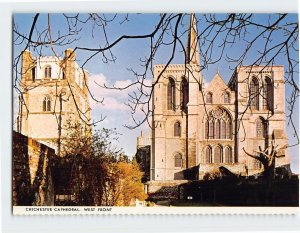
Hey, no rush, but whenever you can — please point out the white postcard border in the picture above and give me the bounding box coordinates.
[13,206,298,215]
[1,0,300,233]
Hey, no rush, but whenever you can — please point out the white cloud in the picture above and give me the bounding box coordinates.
[100,97,128,110]
[115,79,133,89]
[89,73,125,110]
[89,73,151,111]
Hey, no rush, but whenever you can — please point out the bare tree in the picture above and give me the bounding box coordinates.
[243,133,288,181]
[13,13,299,145]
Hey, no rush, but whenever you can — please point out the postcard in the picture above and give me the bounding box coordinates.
[12,13,299,214]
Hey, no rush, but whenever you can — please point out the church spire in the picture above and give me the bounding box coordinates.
[186,13,200,66]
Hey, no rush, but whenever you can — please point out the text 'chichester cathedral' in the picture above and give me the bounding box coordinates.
[150,14,290,181]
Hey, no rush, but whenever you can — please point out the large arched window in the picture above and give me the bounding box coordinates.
[249,77,259,110]
[215,119,221,139]
[44,65,52,79]
[205,146,212,164]
[43,96,51,112]
[32,67,36,81]
[180,77,189,111]
[226,121,232,139]
[225,146,233,164]
[205,107,232,140]
[206,92,213,104]
[167,77,176,110]
[214,146,223,164]
[209,120,214,139]
[174,121,181,137]
[174,153,182,168]
[224,92,230,104]
[256,117,267,138]
[221,119,226,139]
[263,77,273,111]
[205,121,209,139]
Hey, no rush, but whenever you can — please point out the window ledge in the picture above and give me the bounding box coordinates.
[204,139,233,141]
[253,137,266,140]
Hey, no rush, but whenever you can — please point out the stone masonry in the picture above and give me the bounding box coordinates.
[18,49,91,156]
[150,14,290,181]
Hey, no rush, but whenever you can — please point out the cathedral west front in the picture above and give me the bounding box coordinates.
[150,14,290,181]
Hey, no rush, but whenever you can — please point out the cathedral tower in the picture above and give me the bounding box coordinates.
[151,14,202,181]
[151,14,290,182]
[18,49,91,156]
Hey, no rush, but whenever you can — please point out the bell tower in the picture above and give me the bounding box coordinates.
[151,14,202,181]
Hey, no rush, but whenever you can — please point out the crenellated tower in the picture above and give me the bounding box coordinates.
[18,49,91,156]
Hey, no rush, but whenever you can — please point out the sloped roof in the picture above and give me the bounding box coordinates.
[205,72,229,93]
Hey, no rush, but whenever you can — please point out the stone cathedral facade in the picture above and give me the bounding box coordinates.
[151,14,290,181]
[18,49,91,156]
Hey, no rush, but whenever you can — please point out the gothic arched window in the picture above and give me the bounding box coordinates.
[256,117,267,138]
[226,121,232,139]
[174,121,181,137]
[205,146,212,164]
[180,77,189,111]
[174,153,182,168]
[206,92,213,104]
[263,77,273,111]
[221,119,226,139]
[32,67,36,81]
[45,65,52,79]
[209,120,214,139]
[167,77,176,110]
[215,119,221,139]
[214,146,223,164]
[224,92,230,104]
[205,121,209,139]
[205,108,232,140]
[225,146,233,164]
[249,77,259,110]
[43,96,51,112]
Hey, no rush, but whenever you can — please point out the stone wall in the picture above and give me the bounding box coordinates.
[146,180,189,201]
[13,131,55,206]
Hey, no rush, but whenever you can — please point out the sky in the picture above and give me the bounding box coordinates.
[13,13,299,172]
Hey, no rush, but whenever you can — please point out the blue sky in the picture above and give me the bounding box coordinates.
[13,13,299,172]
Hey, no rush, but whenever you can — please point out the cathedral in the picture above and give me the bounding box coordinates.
[150,14,290,181]
[18,49,91,156]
